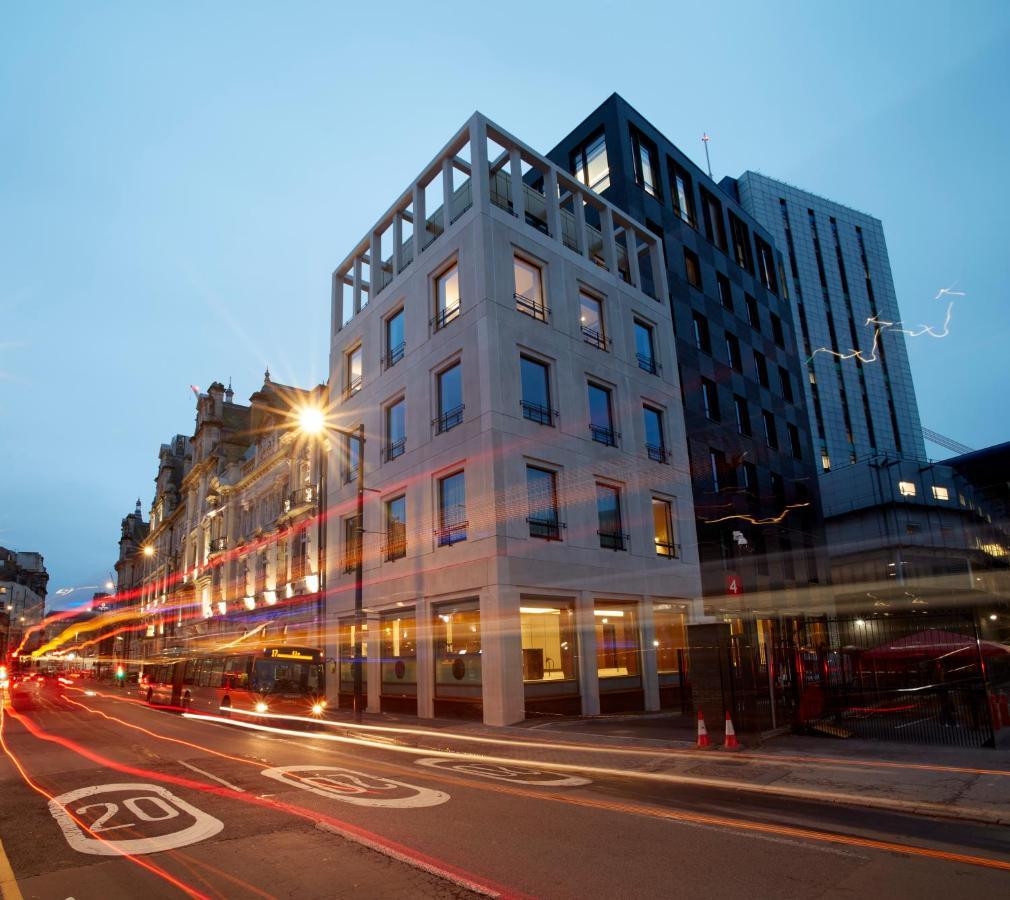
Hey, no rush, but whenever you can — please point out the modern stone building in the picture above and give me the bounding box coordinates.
[325,112,702,726]
[545,95,829,611]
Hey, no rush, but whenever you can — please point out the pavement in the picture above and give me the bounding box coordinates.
[3,681,1010,899]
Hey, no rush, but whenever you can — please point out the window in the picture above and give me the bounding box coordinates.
[514,255,547,321]
[710,449,727,491]
[595,601,639,677]
[771,313,785,347]
[520,602,577,683]
[728,212,754,272]
[434,601,481,695]
[386,308,405,368]
[526,466,562,540]
[745,294,760,331]
[898,481,917,497]
[596,484,625,550]
[734,396,751,435]
[520,356,554,425]
[588,383,617,446]
[692,312,711,353]
[717,273,733,310]
[653,498,677,558]
[434,262,460,329]
[754,350,769,387]
[572,131,609,192]
[771,472,785,505]
[668,160,695,227]
[345,345,362,397]
[631,129,659,197]
[725,332,742,371]
[384,495,406,561]
[701,377,720,421]
[755,236,778,293]
[643,405,667,463]
[779,366,794,402]
[381,611,415,690]
[654,603,687,672]
[435,363,463,433]
[762,410,779,449]
[741,460,758,492]
[684,249,702,289]
[342,515,361,573]
[634,319,658,374]
[436,472,467,545]
[933,485,950,501]
[788,423,803,459]
[579,290,607,350]
[342,430,361,484]
[700,188,727,251]
[385,398,406,461]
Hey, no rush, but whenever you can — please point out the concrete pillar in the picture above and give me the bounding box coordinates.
[412,182,425,259]
[688,621,733,741]
[576,590,600,715]
[366,613,381,713]
[369,231,381,301]
[441,157,454,231]
[415,597,435,719]
[545,167,561,240]
[352,256,363,316]
[509,147,525,221]
[572,189,587,256]
[468,116,489,211]
[601,206,618,274]
[392,212,403,274]
[640,598,660,711]
[625,227,641,289]
[479,586,524,726]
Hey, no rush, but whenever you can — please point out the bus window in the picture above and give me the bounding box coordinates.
[207,658,225,688]
[252,659,318,695]
[183,660,197,685]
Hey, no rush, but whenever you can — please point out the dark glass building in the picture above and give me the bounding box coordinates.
[546,94,828,605]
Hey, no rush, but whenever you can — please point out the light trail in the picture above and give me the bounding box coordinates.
[0,706,211,899]
[703,502,810,526]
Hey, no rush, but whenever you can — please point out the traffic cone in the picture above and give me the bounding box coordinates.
[723,710,740,750]
[696,710,711,749]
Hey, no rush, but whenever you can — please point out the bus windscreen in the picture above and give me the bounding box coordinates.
[250,658,322,695]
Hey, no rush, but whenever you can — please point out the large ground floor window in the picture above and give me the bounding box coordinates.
[595,601,641,681]
[434,600,482,698]
[654,602,688,673]
[381,611,416,697]
[338,618,368,693]
[520,601,577,685]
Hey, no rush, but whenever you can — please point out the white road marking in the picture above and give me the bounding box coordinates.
[415,757,591,786]
[177,760,246,792]
[48,783,223,856]
[261,765,449,808]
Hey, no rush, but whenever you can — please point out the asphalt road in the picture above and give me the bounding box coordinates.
[2,679,1010,899]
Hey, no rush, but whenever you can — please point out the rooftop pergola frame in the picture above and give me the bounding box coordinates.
[332,113,669,330]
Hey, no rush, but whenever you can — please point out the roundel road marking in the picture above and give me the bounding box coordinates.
[260,765,449,808]
[414,757,591,786]
[48,783,223,856]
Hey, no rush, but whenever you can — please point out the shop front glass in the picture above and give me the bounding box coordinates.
[654,603,688,674]
[381,612,416,697]
[520,601,577,698]
[595,601,641,690]
[434,600,481,699]
[338,618,368,694]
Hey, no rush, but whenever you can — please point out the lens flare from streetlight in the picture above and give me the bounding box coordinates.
[297,406,326,435]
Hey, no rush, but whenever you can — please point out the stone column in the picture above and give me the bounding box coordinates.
[576,590,600,716]
[415,597,435,719]
[366,613,381,713]
[479,586,524,726]
[640,598,660,711]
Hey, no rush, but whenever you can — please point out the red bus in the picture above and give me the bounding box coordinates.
[139,646,326,721]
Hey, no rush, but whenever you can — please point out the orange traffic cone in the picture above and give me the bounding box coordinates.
[697,710,710,749]
[723,710,740,750]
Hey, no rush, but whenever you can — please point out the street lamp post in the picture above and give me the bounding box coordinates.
[352,422,365,724]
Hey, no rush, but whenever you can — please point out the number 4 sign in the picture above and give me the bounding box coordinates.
[725,575,743,596]
[48,783,223,856]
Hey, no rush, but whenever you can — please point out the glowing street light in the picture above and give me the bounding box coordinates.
[297,405,326,436]
[142,545,155,558]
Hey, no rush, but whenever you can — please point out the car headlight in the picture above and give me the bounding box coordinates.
[255,702,268,713]
[311,703,324,715]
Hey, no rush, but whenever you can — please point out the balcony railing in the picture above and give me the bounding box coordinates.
[646,443,669,464]
[384,438,406,462]
[433,404,464,434]
[521,400,556,427]
[344,375,363,399]
[527,517,565,541]
[342,548,362,574]
[431,302,461,331]
[637,353,660,375]
[655,540,681,559]
[209,537,227,554]
[387,341,405,368]
[286,485,317,512]
[598,530,629,551]
[514,292,548,322]
[383,531,407,562]
[435,520,468,547]
[590,424,619,447]
[581,326,610,351]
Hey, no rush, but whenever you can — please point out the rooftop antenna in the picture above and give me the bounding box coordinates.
[702,133,713,179]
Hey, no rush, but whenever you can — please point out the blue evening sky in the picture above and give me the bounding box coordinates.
[2,1,1008,608]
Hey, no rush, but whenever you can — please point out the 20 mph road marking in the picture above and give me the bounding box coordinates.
[261,766,449,808]
[415,758,591,786]
[48,783,223,856]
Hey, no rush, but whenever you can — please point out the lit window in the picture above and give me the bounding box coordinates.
[932,485,949,501]
[520,601,576,683]
[580,291,607,349]
[652,498,677,558]
[345,346,362,397]
[514,256,547,321]
[684,249,702,289]
[572,132,610,193]
[898,481,917,497]
[434,263,460,329]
